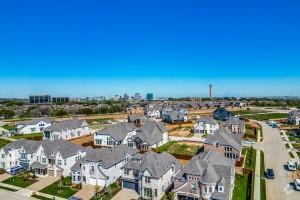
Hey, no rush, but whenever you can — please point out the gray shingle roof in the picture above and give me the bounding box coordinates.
[95,122,136,141]
[204,128,242,151]
[213,107,234,121]
[174,151,235,200]
[44,118,87,132]
[289,110,300,118]
[123,151,182,179]
[71,145,138,171]
[2,139,41,154]
[196,116,218,125]
[130,120,167,145]
[221,117,245,128]
[18,117,54,126]
[128,114,143,122]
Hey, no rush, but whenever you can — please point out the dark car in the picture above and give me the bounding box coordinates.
[68,197,82,200]
[265,168,275,179]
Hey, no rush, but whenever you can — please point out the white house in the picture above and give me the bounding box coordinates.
[71,145,137,187]
[0,139,86,177]
[94,120,169,151]
[43,118,89,141]
[94,122,136,147]
[194,116,219,135]
[122,151,182,200]
[288,110,300,125]
[146,107,161,119]
[17,117,54,134]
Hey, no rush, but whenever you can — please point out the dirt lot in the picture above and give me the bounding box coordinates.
[166,123,194,137]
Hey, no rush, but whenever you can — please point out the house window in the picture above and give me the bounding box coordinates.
[64,159,66,166]
[154,189,157,197]
[95,139,102,145]
[128,142,134,148]
[218,186,224,192]
[209,187,212,193]
[1,154,5,158]
[145,176,151,183]
[42,158,46,164]
[191,183,196,191]
[124,169,129,175]
[143,188,152,198]
[57,160,62,165]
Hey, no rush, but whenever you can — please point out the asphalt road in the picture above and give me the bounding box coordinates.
[255,121,300,200]
[0,188,35,200]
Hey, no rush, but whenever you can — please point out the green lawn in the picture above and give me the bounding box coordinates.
[232,174,249,200]
[39,177,77,198]
[245,148,256,171]
[0,138,11,148]
[154,141,201,156]
[245,113,288,121]
[0,125,17,131]
[260,151,266,200]
[232,110,267,115]
[12,132,43,140]
[2,176,37,188]
[92,181,120,200]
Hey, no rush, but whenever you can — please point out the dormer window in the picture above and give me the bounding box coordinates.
[218,186,224,192]
[51,152,54,156]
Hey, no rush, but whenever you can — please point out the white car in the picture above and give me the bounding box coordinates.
[287,161,297,171]
[244,140,255,145]
[294,179,300,191]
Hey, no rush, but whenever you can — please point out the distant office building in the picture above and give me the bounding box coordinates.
[114,95,121,101]
[146,93,154,101]
[134,93,142,101]
[29,95,51,104]
[124,93,130,101]
[52,97,69,103]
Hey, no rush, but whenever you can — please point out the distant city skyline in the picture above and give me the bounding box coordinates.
[0,1,300,98]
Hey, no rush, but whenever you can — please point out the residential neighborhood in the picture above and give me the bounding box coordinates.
[1,1,300,200]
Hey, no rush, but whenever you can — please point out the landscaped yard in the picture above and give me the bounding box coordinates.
[0,138,11,148]
[244,147,256,171]
[12,132,43,140]
[245,113,288,121]
[260,151,266,200]
[155,141,202,156]
[39,177,78,198]
[0,124,17,131]
[91,181,120,200]
[232,174,249,200]
[2,175,37,188]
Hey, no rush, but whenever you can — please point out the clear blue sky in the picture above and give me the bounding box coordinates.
[0,0,300,98]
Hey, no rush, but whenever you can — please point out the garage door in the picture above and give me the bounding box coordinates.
[56,170,63,177]
[123,181,138,193]
[89,178,97,185]
[48,170,55,177]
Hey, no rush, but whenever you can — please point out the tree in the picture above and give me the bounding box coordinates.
[0,109,15,119]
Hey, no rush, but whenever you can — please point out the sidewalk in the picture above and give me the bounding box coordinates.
[253,149,261,200]
[281,130,299,159]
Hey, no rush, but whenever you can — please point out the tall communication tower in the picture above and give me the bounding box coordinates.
[209,84,213,99]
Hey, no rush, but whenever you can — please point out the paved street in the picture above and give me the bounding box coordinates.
[0,188,35,200]
[255,121,299,200]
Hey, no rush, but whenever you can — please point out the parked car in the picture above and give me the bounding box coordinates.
[265,168,275,179]
[7,165,25,175]
[244,140,255,145]
[287,161,297,171]
[294,179,300,191]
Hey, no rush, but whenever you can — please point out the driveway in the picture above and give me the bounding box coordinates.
[26,176,60,191]
[111,188,139,200]
[73,185,96,200]
[254,121,299,200]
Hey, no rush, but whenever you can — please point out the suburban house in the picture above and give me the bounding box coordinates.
[0,139,86,177]
[94,122,136,147]
[162,111,188,123]
[0,139,41,170]
[213,108,234,121]
[221,117,246,135]
[194,116,219,135]
[127,105,144,115]
[146,107,161,119]
[43,118,89,141]
[288,110,300,125]
[128,120,169,151]
[122,151,182,200]
[204,128,243,161]
[94,120,169,151]
[173,150,235,200]
[71,145,137,187]
[17,117,54,134]
[0,127,10,137]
